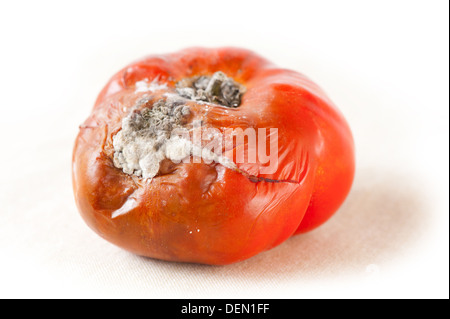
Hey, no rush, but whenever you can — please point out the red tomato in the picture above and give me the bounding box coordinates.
[72,47,355,264]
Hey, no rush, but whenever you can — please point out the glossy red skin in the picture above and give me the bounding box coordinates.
[72,47,355,264]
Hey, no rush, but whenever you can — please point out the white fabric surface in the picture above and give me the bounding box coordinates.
[0,0,448,298]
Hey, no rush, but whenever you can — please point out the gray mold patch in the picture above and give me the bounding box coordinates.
[113,97,191,179]
[113,72,245,179]
[176,71,246,108]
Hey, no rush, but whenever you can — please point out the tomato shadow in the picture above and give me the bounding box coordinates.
[223,167,428,279]
[170,168,424,273]
[132,167,427,295]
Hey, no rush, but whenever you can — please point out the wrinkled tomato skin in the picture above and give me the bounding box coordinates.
[72,47,355,264]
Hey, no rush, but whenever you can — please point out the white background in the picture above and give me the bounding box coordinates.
[0,0,448,299]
